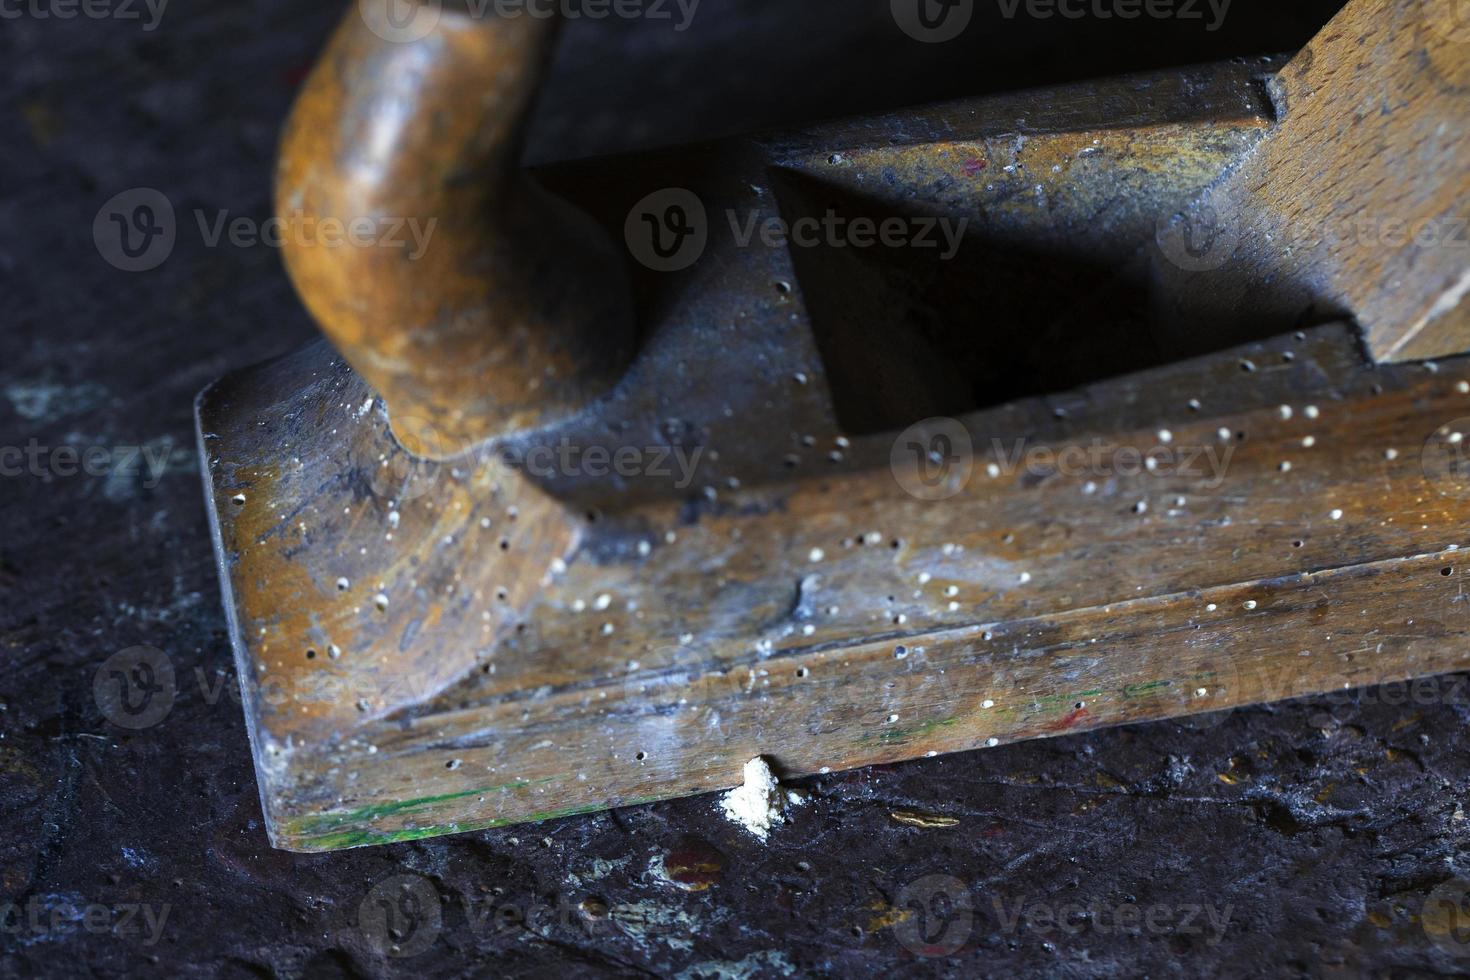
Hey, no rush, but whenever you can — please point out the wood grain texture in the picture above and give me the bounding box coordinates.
[201,319,1470,850]
[1153,0,1470,362]
[199,35,1470,849]
[276,7,634,453]
[200,57,1324,850]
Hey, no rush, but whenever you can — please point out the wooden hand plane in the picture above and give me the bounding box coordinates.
[197,0,1470,850]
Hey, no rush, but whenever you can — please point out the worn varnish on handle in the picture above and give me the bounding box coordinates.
[198,0,1470,850]
[276,5,633,453]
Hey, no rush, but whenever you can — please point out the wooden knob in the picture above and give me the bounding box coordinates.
[275,3,634,457]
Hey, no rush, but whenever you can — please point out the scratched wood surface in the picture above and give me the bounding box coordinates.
[1155,0,1470,363]
[201,56,1315,850]
[202,318,1470,850]
[199,3,1470,853]
[198,0,1470,852]
[31,2,1470,978]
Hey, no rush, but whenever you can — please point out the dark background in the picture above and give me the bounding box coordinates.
[10,0,1470,976]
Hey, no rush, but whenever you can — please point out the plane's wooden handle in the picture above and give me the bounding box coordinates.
[275,2,634,457]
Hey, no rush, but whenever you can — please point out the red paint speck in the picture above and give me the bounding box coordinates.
[963,158,987,176]
[1042,707,1089,733]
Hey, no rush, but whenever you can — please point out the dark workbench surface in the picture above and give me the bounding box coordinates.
[7,1,1464,976]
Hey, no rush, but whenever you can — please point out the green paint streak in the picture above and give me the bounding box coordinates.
[1123,679,1172,698]
[286,792,668,852]
[861,716,958,745]
[1026,687,1101,709]
[288,777,557,837]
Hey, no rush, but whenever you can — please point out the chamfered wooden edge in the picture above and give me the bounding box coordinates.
[195,371,283,849]
[286,548,1470,852]
[198,323,1470,851]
